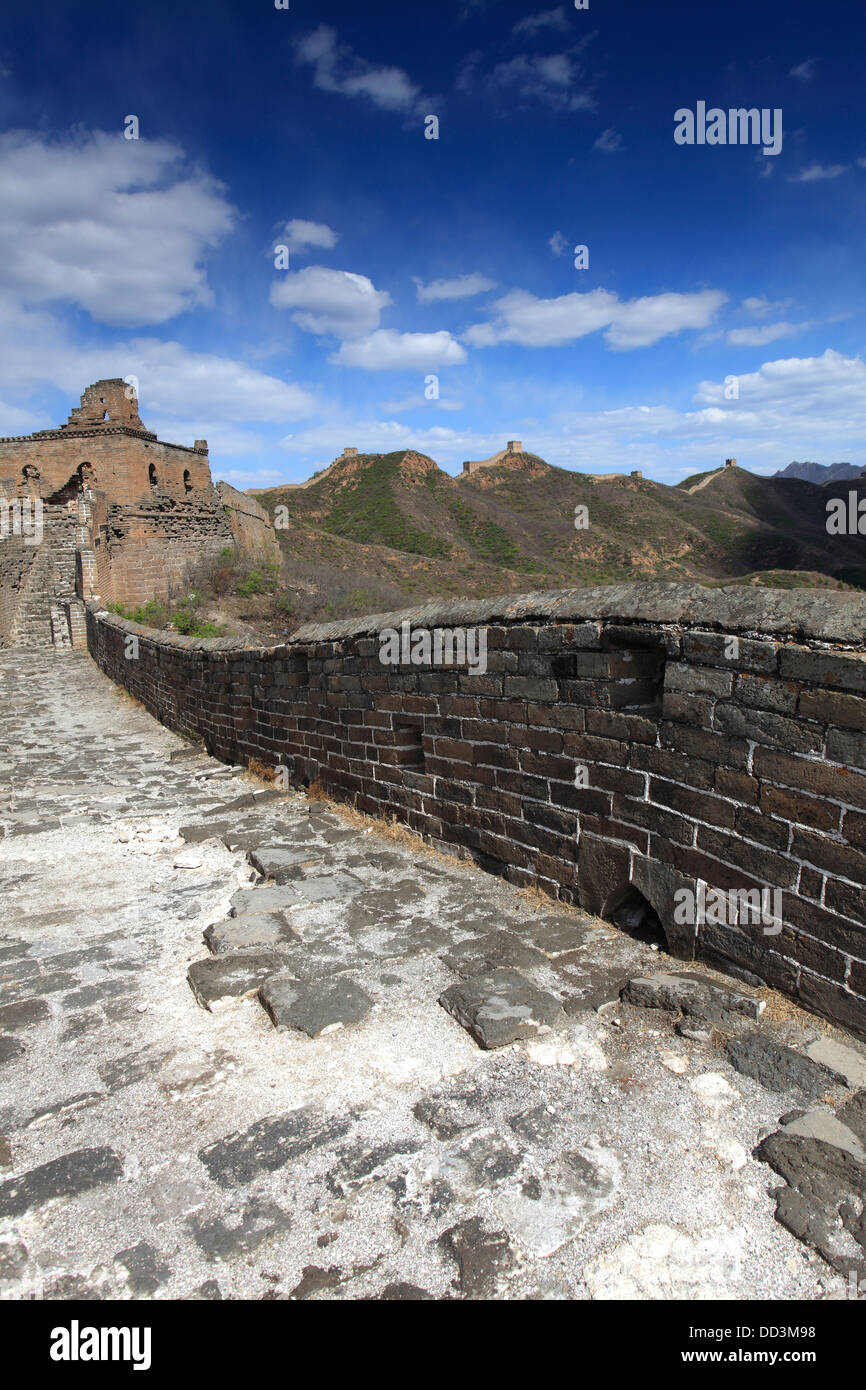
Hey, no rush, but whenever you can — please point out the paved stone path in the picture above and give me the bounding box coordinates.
[1,650,864,1300]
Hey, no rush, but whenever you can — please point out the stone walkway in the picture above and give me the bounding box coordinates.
[1,650,864,1300]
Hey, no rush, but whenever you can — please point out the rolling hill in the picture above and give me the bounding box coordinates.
[246,449,865,630]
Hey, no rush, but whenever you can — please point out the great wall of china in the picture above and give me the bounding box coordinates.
[85,583,866,1039]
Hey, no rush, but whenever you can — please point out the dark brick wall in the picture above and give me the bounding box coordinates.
[86,584,866,1037]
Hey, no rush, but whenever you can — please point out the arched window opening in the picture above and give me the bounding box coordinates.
[183,469,193,493]
[148,463,158,488]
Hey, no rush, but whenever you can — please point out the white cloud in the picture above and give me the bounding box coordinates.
[606,292,727,350]
[0,130,234,327]
[295,26,426,115]
[331,329,467,371]
[789,59,816,81]
[413,273,497,302]
[740,296,794,319]
[378,392,465,413]
[278,219,338,256]
[549,231,568,256]
[513,7,570,35]
[789,163,849,182]
[270,265,391,338]
[465,286,726,350]
[462,45,595,112]
[594,127,622,153]
[726,321,810,347]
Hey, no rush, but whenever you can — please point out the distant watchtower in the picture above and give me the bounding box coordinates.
[506,440,523,454]
[725,458,737,468]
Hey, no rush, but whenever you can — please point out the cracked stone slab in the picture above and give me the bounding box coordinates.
[0,1036,25,1066]
[439,968,565,1050]
[0,1146,124,1219]
[258,973,373,1037]
[727,1032,836,1100]
[229,885,302,915]
[293,873,362,904]
[248,846,324,881]
[0,998,51,1032]
[204,913,299,956]
[199,1107,352,1187]
[440,929,550,979]
[622,971,765,1023]
[187,953,286,1010]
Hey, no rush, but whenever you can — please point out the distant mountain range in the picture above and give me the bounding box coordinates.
[774,461,866,484]
[249,450,866,621]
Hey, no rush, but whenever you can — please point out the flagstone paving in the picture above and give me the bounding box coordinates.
[0,649,864,1300]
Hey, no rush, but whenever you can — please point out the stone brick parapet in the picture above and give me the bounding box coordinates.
[86,582,866,1036]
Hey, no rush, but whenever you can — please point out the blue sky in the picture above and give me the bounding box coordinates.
[0,0,863,486]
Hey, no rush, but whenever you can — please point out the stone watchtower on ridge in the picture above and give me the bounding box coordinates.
[0,379,234,649]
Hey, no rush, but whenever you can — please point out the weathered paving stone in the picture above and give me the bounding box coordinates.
[114,1241,172,1296]
[756,1107,866,1273]
[229,885,302,915]
[0,997,50,1031]
[413,1096,479,1141]
[0,1138,12,1169]
[98,1048,173,1091]
[289,1264,345,1300]
[438,968,565,1050]
[293,873,362,903]
[62,979,137,1009]
[526,916,592,960]
[326,1139,422,1196]
[0,1146,124,1219]
[438,1217,515,1297]
[182,1279,223,1300]
[258,973,373,1037]
[622,971,765,1023]
[199,1107,352,1187]
[440,929,550,979]
[204,913,299,956]
[180,820,233,844]
[2,971,78,1002]
[248,846,323,881]
[0,1239,28,1282]
[498,1143,620,1257]
[0,1036,25,1066]
[376,1282,435,1300]
[187,953,285,1009]
[727,1033,836,1100]
[805,1038,866,1091]
[188,1197,292,1261]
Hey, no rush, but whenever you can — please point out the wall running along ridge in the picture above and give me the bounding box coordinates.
[86,582,866,1038]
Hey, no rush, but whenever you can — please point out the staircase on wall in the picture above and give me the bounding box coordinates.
[8,503,82,649]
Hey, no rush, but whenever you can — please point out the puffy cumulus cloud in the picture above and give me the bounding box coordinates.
[277,219,338,256]
[117,340,316,423]
[0,130,234,327]
[465,287,725,350]
[549,231,569,256]
[465,288,618,348]
[412,273,497,303]
[270,265,391,338]
[295,26,426,115]
[605,291,727,350]
[331,329,467,371]
[693,349,866,428]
